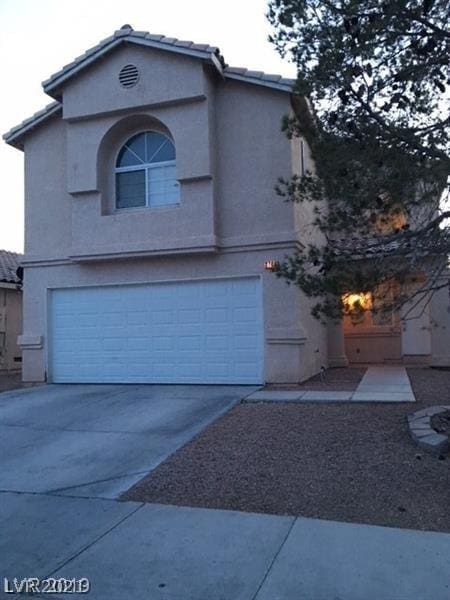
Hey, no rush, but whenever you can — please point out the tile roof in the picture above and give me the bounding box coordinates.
[3,25,296,149]
[330,232,441,260]
[224,66,295,92]
[42,25,296,96]
[3,102,62,149]
[0,250,22,284]
[42,25,226,97]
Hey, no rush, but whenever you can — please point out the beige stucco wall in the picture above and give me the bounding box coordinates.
[23,48,299,261]
[340,279,444,365]
[214,80,296,243]
[61,45,207,120]
[0,286,22,371]
[430,277,450,367]
[341,298,432,365]
[21,252,325,384]
[343,308,402,364]
[24,118,71,259]
[18,44,327,384]
[400,304,432,363]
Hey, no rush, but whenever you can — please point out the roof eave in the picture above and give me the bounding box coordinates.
[4,29,296,150]
[43,38,123,100]
[0,281,20,289]
[224,71,294,93]
[43,35,224,100]
[3,103,62,150]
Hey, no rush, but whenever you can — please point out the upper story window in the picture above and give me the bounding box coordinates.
[115,131,180,210]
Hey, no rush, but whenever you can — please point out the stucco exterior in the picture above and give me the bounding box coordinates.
[5,29,327,384]
[0,285,22,372]
[341,275,450,367]
[5,26,448,382]
[0,251,22,372]
[430,275,450,367]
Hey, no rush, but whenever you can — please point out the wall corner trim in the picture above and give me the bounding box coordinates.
[266,327,307,345]
[18,335,43,349]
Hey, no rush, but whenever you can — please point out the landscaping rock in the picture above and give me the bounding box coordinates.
[407,405,450,455]
[417,433,450,456]
[411,429,435,441]
[409,420,431,430]
[410,407,446,419]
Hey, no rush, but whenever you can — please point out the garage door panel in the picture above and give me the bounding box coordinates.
[50,278,263,384]
[125,338,149,351]
[234,334,258,350]
[152,363,173,378]
[178,336,202,351]
[152,310,175,325]
[125,311,148,325]
[151,336,174,351]
[205,336,229,351]
[178,309,202,324]
[204,280,228,295]
[206,364,229,378]
[205,308,228,323]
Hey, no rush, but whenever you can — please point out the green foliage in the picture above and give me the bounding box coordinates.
[268,0,450,319]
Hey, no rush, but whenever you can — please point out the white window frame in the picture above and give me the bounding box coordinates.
[114,132,180,211]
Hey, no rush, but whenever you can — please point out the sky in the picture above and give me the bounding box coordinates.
[0,0,296,253]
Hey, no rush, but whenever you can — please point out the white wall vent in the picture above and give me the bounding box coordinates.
[119,64,139,88]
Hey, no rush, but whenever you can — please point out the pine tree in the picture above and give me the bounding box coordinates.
[268,0,450,320]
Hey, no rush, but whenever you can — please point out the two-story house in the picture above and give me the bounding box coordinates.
[3,25,329,385]
[4,26,449,384]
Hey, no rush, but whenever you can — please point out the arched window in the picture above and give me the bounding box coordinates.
[115,131,180,210]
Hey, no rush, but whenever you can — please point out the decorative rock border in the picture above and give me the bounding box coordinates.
[407,406,450,455]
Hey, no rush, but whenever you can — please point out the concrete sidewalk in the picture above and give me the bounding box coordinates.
[246,366,416,403]
[352,366,415,402]
[1,494,449,599]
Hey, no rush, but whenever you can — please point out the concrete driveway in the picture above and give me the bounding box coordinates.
[0,383,253,498]
[1,384,450,599]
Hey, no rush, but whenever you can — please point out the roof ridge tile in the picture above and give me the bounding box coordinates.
[173,40,194,48]
[225,67,248,74]
[114,27,131,37]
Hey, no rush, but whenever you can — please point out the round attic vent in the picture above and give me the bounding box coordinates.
[119,64,139,88]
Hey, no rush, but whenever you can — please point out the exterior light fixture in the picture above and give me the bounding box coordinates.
[264,260,280,271]
[342,292,373,324]
[342,292,372,312]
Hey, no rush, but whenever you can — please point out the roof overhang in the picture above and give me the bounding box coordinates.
[224,69,295,93]
[3,102,62,150]
[43,28,225,100]
[3,26,296,151]
[0,281,20,290]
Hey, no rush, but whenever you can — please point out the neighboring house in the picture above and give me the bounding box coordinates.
[3,25,449,384]
[0,251,22,372]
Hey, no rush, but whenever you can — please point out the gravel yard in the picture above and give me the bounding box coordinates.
[123,367,450,533]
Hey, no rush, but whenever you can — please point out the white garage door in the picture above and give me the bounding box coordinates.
[49,277,263,384]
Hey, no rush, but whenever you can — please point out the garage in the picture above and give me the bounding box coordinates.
[49,277,263,384]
